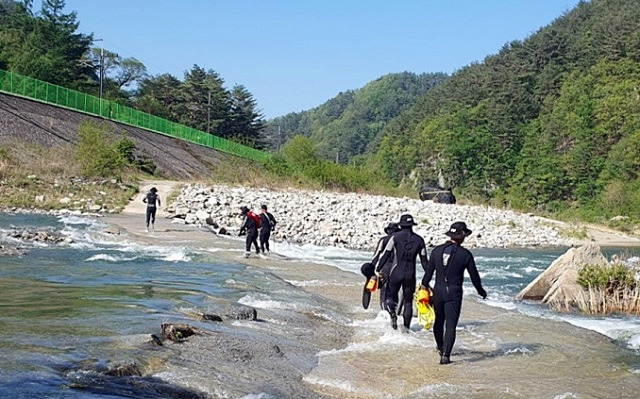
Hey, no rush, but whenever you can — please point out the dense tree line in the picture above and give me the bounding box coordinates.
[0,0,265,148]
[264,72,448,163]
[373,0,640,223]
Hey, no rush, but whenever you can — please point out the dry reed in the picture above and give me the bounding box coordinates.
[570,286,640,315]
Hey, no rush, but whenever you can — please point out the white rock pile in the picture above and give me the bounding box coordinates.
[166,184,575,251]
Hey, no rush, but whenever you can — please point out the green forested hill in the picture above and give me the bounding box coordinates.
[375,0,640,221]
[264,72,447,162]
[274,0,639,223]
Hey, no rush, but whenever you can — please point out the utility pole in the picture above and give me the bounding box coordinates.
[77,39,105,115]
[207,91,211,134]
[93,38,104,115]
[278,125,281,148]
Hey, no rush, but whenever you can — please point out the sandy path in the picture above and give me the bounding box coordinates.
[535,215,640,247]
[123,180,180,217]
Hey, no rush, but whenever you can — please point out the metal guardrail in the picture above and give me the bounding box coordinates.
[0,69,270,162]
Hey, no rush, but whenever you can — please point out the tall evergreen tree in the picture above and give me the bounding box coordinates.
[175,65,230,135]
[135,73,182,121]
[4,0,92,86]
[225,84,265,147]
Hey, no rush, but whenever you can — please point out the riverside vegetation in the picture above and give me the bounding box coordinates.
[575,261,640,315]
[0,121,139,212]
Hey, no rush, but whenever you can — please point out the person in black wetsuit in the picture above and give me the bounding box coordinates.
[421,221,487,365]
[361,222,400,308]
[258,204,277,253]
[239,206,260,257]
[375,214,428,330]
[142,187,161,232]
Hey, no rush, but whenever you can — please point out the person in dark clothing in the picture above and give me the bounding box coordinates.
[421,221,487,365]
[142,187,161,232]
[239,206,260,257]
[258,204,277,253]
[361,222,400,309]
[375,214,428,331]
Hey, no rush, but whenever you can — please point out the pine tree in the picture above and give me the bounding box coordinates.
[176,65,230,135]
[5,0,92,86]
[225,84,265,148]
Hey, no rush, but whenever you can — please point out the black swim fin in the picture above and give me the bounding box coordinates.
[362,279,372,309]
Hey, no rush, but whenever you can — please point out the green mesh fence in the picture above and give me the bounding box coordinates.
[0,69,270,162]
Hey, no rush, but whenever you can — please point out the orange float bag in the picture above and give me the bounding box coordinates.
[365,276,378,292]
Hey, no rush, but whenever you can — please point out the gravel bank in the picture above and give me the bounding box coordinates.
[167,183,585,250]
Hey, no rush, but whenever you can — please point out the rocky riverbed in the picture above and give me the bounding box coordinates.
[166,184,588,250]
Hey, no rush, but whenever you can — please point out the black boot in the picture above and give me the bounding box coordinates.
[439,356,451,365]
[389,309,398,330]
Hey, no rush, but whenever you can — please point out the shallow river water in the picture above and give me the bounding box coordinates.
[0,212,639,398]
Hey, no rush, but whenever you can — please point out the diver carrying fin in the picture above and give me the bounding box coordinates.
[361,222,400,309]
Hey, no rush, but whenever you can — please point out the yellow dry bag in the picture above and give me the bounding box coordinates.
[414,287,435,330]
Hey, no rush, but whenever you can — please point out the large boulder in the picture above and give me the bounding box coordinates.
[516,244,607,306]
[434,191,456,204]
[419,186,456,204]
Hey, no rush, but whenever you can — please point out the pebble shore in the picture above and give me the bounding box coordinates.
[166,184,576,250]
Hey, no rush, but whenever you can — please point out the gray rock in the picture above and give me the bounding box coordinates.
[0,244,27,256]
[205,216,218,228]
[516,244,607,305]
[227,305,258,321]
[195,210,209,222]
[201,313,223,322]
[610,215,629,222]
[104,227,120,235]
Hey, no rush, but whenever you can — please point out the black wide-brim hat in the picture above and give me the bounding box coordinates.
[445,221,472,239]
[398,214,418,227]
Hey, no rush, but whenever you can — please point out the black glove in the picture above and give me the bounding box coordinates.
[375,271,386,285]
[479,289,487,300]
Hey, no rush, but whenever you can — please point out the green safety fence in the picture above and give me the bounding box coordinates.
[0,69,271,162]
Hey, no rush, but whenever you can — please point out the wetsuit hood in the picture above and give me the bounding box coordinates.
[384,222,400,234]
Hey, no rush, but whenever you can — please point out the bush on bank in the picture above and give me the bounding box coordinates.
[575,263,640,315]
[263,135,406,195]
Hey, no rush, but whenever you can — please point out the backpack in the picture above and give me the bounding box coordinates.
[248,211,262,228]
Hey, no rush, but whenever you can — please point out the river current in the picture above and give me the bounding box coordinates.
[0,212,639,398]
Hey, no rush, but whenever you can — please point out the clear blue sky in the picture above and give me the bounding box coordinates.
[50,0,581,118]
